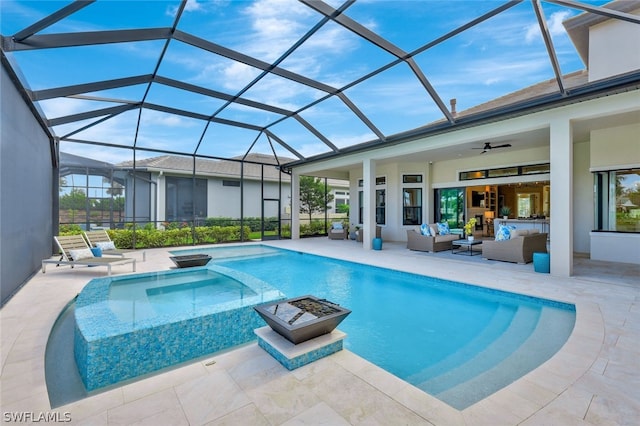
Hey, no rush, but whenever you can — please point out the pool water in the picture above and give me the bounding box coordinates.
[108,269,257,322]
[174,245,576,409]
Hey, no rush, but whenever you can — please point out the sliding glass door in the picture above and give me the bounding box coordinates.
[435,188,465,229]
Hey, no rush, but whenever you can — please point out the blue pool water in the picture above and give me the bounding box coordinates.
[108,269,258,322]
[174,245,576,409]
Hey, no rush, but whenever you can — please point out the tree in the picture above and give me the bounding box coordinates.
[299,176,334,222]
[59,188,87,210]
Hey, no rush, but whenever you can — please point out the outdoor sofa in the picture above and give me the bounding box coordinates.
[406,224,459,253]
[482,229,548,264]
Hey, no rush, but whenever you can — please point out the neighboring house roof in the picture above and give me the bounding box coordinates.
[453,71,589,119]
[117,153,296,182]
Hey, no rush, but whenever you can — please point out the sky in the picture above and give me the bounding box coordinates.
[0,0,612,164]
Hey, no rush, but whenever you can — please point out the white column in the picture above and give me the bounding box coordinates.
[549,119,573,277]
[363,158,376,249]
[291,171,300,240]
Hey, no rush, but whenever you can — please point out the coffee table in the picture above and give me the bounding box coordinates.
[452,239,483,256]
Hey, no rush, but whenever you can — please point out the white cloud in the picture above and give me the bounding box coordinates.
[525,11,572,43]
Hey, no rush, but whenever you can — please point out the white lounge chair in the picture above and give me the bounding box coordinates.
[83,230,146,261]
[42,235,136,275]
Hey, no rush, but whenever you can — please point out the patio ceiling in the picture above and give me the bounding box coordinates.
[2,0,639,167]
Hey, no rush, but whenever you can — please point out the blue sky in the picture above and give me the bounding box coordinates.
[1,0,611,164]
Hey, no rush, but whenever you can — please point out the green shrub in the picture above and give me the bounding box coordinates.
[59,224,83,235]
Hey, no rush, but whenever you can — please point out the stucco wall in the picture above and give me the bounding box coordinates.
[573,141,593,255]
[431,146,550,185]
[1,65,54,305]
[590,123,640,169]
[589,7,640,82]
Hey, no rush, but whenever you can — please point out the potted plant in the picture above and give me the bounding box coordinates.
[463,217,477,240]
[500,206,511,219]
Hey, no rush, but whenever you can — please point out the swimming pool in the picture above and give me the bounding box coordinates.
[173,244,576,409]
[74,264,284,391]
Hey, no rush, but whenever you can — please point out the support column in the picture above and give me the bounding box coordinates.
[291,171,300,240]
[549,119,573,277]
[363,158,376,250]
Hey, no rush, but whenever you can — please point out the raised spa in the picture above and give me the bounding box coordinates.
[74,265,284,391]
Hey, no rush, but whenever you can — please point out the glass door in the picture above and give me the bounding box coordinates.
[436,188,465,229]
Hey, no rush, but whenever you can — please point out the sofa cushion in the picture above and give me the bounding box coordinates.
[510,229,529,238]
[429,224,438,236]
[435,234,459,243]
[528,229,540,234]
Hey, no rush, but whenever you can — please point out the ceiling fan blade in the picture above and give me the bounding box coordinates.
[492,143,512,149]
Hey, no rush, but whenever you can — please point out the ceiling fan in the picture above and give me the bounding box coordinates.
[473,142,512,154]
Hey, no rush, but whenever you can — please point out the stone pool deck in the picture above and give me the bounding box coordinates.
[1,238,638,425]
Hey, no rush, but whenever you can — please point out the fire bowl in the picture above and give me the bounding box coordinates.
[169,254,212,268]
[254,295,351,344]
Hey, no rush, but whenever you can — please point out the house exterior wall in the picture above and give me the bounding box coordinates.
[573,141,593,255]
[588,122,640,263]
[293,89,639,275]
[589,7,640,82]
[590,123,640,169]
[1,65,54,305]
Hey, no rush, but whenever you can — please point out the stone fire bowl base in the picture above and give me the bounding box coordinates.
[254,326,346,370]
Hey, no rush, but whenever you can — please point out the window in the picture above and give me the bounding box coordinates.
[222,179,240,187]
[403,174,423,184]
[358,177,386,225]
[403,188,422,225]
[165,177,207,222]
[460,163,550,181]
[376,189,386,225]
[594,169,640,233]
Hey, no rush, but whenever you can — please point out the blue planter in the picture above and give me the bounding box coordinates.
[372,237,383,250]
[533,252,550,273]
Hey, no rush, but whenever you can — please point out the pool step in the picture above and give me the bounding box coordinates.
[416,305,541,407]
[429,307,573,409]
[406,304,518,386]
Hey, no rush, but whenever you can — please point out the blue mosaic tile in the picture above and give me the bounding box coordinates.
[74,265,285,391]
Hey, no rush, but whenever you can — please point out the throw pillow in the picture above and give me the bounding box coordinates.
[69,248,94,261]
[495,225,515,241]
[437,222,450,235]
[420,223,431,236]
[332,222,343,230]
[96,241,116,251]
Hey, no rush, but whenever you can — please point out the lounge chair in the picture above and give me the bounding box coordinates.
[83,230,146,261]
[42,235,136,275]
[328,222,347,240]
